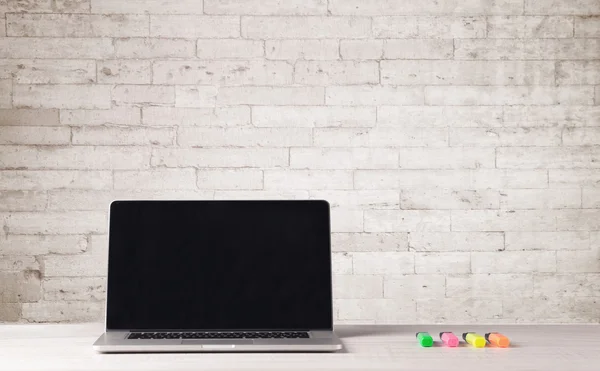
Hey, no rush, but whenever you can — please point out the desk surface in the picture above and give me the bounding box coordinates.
[1,323,598,371]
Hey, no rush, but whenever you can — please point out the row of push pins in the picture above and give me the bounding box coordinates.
[416,332,510,348]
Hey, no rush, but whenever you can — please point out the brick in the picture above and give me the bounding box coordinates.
[450,128,562,147]
[0,191,47,211]
[43,277,105,301]
[0,271,41,303]
[503,297,599,322]
[337,298,416,322]
[501,189,581,209]
[295,61,379,85]
[329,0,523,15]
[0,59,96,84]
[535,274,600,297]
[5,211,106,234]
[331,233,408,252]
[383,39,452,59]
[498,147,600,169]
[61,107,140,126]
[487,16,574,38]
[97,60,151,84]
[143,107,250,127]
[584,189,600,207]
[0,127,70,145]
[175,86,218,108]
[333,275,383,299]
[472,251,557,273]
[382,61,554,85]
[48,190,213,211]
[150,16,239,38]
[197,39,264,59]
[113,85,174,105]
[453,210,557,232]
[218,87,323,106]
[557,61,600,85]
[373,16,485,38]
[340,40,383,60]
[114,169,196,190]
[214,190,307,200]
[575,16,600,37]
[409,232,504,252]
[0,146,150,170]
[92,0,204,14]
[426,86,593,106]
[551,170,600,188]
[178,127,311,147]
[557,244,600,273]
[326,86,424,106]
[253,106,375,128]
[206,0,325,15]
[384,275,445,299]
[152,148,288,168]
[0,79,11,108]
[330,209,363,232]
[309,190,399,209]
[72,126,174,146]
[447,274,534,298]
[504,106,600,127]
[265,40,339,60]
[153,60,292,86]
[0,304,21,322]
[0,38,114,59]
[399,148,495,169]
[525,0,600,15]
[242,16,371,39]
[402,189,499,210]
[506,232,589,251]
[378,106,503,128]
[114,38,195,59]
[264,170,353,190]
[332,252,353,274]
[0,235,87,255]
[417,298,503,322]
[556,210,600,231]
[455,39,600,60]
[0,256,40,272]
[0,109,58,126]
[6,0,89,13]
[353,252,414,274]
[0,170,112,190]
[365,210,450,232]
[416,252,470,274]
[316,128,446,147]
[291,148,398,169]
[14,85,111,109]
[7,14,148,37]
[197,169,263,190]
[22,301,104,322]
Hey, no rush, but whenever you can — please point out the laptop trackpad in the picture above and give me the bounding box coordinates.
[182,340,253,345]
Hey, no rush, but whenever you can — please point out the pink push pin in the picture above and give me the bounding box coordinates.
[440,332,459,347]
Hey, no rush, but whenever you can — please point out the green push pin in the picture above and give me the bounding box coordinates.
[416,332,433,347]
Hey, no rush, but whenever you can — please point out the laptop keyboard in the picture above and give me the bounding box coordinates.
[128,331,310,340]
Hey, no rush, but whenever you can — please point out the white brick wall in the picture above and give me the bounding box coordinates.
[0,0,598,325]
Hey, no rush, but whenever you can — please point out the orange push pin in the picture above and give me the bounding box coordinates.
[485,333,510,348]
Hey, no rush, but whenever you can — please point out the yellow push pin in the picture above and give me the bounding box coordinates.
[462,332,486,348]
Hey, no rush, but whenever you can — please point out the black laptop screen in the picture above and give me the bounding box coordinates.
[106,200,333,331]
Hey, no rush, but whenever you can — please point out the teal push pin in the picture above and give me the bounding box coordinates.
[416,332,433,347]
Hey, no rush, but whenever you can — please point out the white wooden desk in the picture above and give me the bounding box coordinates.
[1,323,598,371]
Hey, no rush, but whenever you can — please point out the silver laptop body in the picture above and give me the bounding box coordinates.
[93,200,342,353]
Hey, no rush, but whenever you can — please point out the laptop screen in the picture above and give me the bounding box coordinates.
[106,200,333,331]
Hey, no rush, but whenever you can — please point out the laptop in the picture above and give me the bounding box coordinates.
[93,200,343,352]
